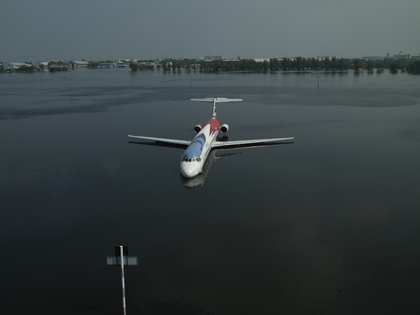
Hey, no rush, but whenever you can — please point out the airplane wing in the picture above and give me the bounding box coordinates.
[128,135,190,147]
[213,137,294,148]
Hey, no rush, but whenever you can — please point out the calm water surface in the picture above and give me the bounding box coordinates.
[1,69,420,314]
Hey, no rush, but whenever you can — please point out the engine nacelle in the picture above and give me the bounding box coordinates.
[220,124,229,133]
[194,124,203,133]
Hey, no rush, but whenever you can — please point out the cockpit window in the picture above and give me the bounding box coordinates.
[182,156,201,162]
[183,134,206,160]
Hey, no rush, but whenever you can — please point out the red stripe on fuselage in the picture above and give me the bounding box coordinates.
[206,118,220,136]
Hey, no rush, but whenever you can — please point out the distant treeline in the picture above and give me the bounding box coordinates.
[0,64,41,73]
[2,58,420,74]
[129,63,155,71]
[0,61,68,73]
[47,61,68,72]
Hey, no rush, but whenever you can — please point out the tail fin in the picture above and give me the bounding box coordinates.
[190,97,243,119]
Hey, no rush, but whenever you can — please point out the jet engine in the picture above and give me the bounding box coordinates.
[194,124,203,133]
[220,124,229,133]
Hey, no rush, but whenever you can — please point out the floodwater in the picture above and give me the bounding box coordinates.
[1,69,420,314]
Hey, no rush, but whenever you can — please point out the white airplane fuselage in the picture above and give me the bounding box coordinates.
[180,118,220,178]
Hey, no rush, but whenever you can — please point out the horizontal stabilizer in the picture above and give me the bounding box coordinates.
[190,97,243,103]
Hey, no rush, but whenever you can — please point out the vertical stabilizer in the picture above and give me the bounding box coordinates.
[213,98,217,118]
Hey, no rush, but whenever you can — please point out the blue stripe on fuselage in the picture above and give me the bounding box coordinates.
[183,134,206,158]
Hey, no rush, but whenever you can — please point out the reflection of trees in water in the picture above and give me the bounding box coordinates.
[159,57,420,73]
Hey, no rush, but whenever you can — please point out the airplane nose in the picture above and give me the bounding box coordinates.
[180,162,199,178]
[181,167,195,178]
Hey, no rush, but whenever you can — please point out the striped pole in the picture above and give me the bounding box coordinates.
[120,245,126,315]
[106,246,138,314]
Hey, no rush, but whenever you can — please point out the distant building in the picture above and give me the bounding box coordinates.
[394,52,410,60]
[205,56,222,61]
[316,56,329,61]
[116,60,129,67]
[2,62,32,70]
[68,60,89,70]
[98,63,116,69]
[139,61,156,66]
[253,58,270,63]
[363,56,387,61]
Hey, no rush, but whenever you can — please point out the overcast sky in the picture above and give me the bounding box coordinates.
[2,0,419,61]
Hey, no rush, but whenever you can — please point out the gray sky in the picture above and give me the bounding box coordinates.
[1,0,419,61]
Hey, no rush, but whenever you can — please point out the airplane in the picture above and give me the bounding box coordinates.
[128,98,294,179]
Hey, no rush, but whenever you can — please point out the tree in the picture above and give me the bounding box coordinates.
[262,60,269,72]
[270,58,280,71]
[338,58,350,70]
[324,57,331,70]
[366,60,375,71]
[407,61,420,74]
[48,66,68,73]
[375,60,385,70]
[330,57,338,70]
[282,57,291,70]
[293,57,304,70]
[16,65,38,73]
[309,58,320,70]
[352,58,364,71]
[389,62,398,73]
[129,62,139,71]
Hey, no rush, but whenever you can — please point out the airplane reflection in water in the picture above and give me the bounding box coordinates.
[127,141,236,188]
[128,139,292,189]
[129,98,294,188]
[180,150,231,189]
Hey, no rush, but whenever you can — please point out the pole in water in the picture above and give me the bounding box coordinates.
[120,246,126,315]
[106,246,138,315]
